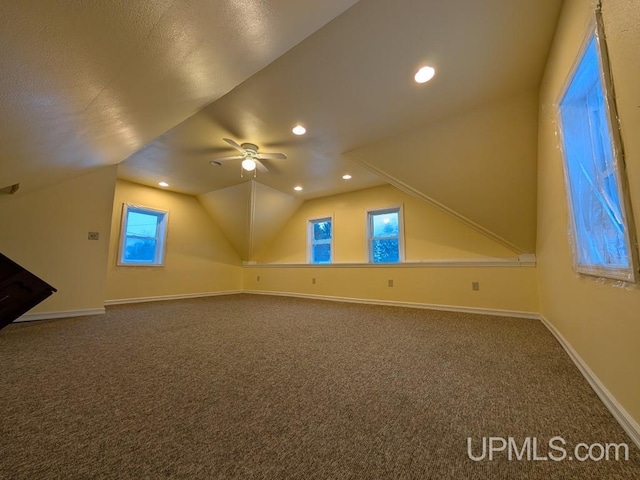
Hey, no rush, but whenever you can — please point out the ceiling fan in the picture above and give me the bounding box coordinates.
[209,138,287,173]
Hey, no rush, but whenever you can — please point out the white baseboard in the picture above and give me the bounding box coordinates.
[539,314,640,449]
[104,290,243,306]
[16,308,106,323]
[242,289,539,319]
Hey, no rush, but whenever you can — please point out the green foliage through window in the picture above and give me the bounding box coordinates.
[369,209,401,263]
[309,218,332,264]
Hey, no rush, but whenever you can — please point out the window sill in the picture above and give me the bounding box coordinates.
[243,256,536,268]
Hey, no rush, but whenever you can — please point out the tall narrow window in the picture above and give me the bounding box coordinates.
[558,14,637,282]
[118,205,168,266]
[368,207,402,263]
[308,217,332,264]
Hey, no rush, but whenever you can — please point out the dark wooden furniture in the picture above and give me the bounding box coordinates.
[0,253,56,331]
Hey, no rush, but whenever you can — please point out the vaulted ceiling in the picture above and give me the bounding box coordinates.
[0,0,564,255]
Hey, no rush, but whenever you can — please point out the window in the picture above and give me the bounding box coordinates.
[558,15,637,282]
[308,217,332,264]
[368,207,402,263]
[118,204,168,266]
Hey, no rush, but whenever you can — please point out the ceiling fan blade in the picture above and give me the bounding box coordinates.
[257,152,287,160]
[223,138,245,153]
[209,155,244,165]
[254,159,269,173]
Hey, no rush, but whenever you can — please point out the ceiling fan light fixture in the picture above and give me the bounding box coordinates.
[292,125,306,136]
[241,158,257,171]
[414,65,436,84]
[294,185,303,191]
[211,138,284,176]
[342,174,352,180]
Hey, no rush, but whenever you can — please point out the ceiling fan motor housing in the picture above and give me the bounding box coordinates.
[241,143,259,156]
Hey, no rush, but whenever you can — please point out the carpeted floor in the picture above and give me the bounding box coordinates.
[0,294,638,479]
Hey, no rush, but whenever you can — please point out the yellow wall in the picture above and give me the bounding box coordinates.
[0,166,117,313]
[537,0,640,424]
[257,184,518,263]
[349,90,540,253]
[106,180,242,301]
[244,265,538,314]
[249,184,536,314]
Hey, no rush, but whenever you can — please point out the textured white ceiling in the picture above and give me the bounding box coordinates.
[0,0,358,194]
[0,0,564,252]
[119,0,564,202]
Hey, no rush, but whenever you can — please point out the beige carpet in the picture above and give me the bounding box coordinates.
[0,294,638,479]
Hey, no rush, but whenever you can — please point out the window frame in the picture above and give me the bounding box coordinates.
[307,215,333,264]
[556,12,638,282]
[367,206,404,264]
[117,204,169,267]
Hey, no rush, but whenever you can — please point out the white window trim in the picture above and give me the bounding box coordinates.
[117,204,169,267]
[556,12,638,282]
[366,205,404,264]
[308,215,333,264]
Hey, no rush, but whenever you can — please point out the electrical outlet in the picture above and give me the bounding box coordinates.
[472,281,480,291]
[312,278,316,284]
[388,279,394,287]
[88,232,99,240]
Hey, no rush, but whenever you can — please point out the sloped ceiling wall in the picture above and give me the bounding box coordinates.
[0,0,564,258]
[346,90,539,253]
[197,84,541,258]
[198,180,302,261]
[198,182,252,260]
[0,0,359,196]
[251,182,304,261]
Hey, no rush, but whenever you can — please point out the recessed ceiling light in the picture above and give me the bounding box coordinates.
[158,182,169,187]
[294,185,303,191]
[292,125,307,136]
[342,174,352,180]
[414,66,436,84]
